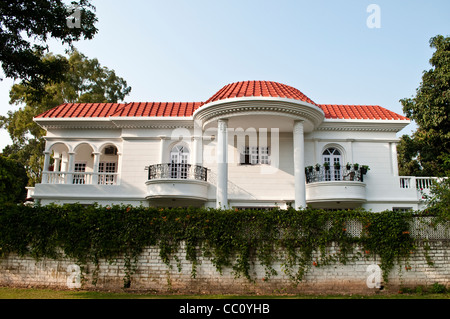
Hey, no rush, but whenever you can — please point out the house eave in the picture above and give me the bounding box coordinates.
[318,118,411,132]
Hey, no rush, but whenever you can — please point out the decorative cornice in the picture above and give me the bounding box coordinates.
[193,97,325,129]
[317,119,410,132]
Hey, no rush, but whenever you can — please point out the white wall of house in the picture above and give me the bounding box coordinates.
[33,117,424,212]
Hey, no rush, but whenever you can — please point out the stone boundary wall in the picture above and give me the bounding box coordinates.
[0,241,448,295]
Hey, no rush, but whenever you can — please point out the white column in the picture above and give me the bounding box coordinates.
[67,152,75,184]
[192,135,203,166]
[116,152,122,185]
[390,142,399,176]
[216,119,228,209]
[54,157,61,172]
[158,136,166,163]
[313,139,319,164]
[42,151,51,184]
[92,152,101,185]
[293,120,306,209]
[348,139,354,164]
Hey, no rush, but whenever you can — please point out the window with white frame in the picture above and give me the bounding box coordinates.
[170,145,189,179]
[240,146,270,165]
[99,162,116,173]
[73,162,86,184]
[322,147,342,181]
[98,162,117,185]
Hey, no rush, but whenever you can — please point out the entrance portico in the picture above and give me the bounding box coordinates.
[193,88,325,209]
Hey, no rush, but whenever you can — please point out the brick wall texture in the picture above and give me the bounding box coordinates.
[0,241,448,295]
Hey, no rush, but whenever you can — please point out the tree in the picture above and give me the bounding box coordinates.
[0,0,97,89]
[423,178,450,222]
[0,155,28,204]
[398,35,450,177]
[0,49,132,185]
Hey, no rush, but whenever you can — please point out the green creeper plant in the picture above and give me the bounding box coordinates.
[0,204,446,288]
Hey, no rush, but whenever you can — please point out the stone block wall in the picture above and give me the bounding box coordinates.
[0,241,448,295]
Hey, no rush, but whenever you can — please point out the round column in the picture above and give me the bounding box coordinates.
[293,120,306,209]
[216,119,228,209]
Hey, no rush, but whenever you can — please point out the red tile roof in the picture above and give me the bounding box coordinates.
[35,81,409,121]
[205,80,316,105]
[319,104,409,120]
[111,102,204,117]
[35,103,127,118]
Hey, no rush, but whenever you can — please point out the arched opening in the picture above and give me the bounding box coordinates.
[322,147,342,181]
[73,143,95,184]
[44,143,70,184]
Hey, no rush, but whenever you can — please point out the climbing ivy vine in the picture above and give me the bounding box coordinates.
[0,203,446,287]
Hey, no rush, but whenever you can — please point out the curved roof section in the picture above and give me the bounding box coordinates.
[205,80,316,105]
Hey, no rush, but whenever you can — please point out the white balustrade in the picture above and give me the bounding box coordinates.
[399,176,441,189]
[42,171,118,185]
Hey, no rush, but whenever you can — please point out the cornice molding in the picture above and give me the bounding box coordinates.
[317,119,410,132]
[193,97,325,129]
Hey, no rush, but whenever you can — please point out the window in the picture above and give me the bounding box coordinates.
[73,162,86,184]
[393,207,413,212]
[104,146,118,155]
[98,162,117,185]
[170,145,189,179]
[322,148,342,181]
[99,162,116,173]
[233,207,275,211]
[240,146,270,165]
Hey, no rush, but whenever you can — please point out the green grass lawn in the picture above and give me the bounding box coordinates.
[0,287,448,299]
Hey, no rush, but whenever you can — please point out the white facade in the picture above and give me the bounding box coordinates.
[30,81,436,212]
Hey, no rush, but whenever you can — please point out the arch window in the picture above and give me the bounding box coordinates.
[322,147,342,181]
[170,145,190,179]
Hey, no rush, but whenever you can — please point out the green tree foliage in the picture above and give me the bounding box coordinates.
[0,50,131,185]
[423,178,450,222]
[398,35,450,177]
[0,155,28,204]
[0,0,97,89]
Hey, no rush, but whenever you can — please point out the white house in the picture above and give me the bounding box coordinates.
[30,80,437,211]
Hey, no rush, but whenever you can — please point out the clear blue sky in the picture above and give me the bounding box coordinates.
[1,0,450,150]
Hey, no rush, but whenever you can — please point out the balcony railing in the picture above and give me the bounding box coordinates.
[147,163,208,182]
[399,176,443,190]
[306,167,364,184]
[42,172,119,185]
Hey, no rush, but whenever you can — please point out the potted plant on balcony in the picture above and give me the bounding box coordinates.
[315,163,321,171]
[346,162,352,170]
[360,165,370,175]
[334,162,341,170]
[353,163,359,171]
[323,162,330,171]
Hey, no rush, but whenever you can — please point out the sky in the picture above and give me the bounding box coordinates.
[1,0,450,150]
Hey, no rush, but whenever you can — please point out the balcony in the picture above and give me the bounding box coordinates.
[305,167,367,208]
[145,163,209,203]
